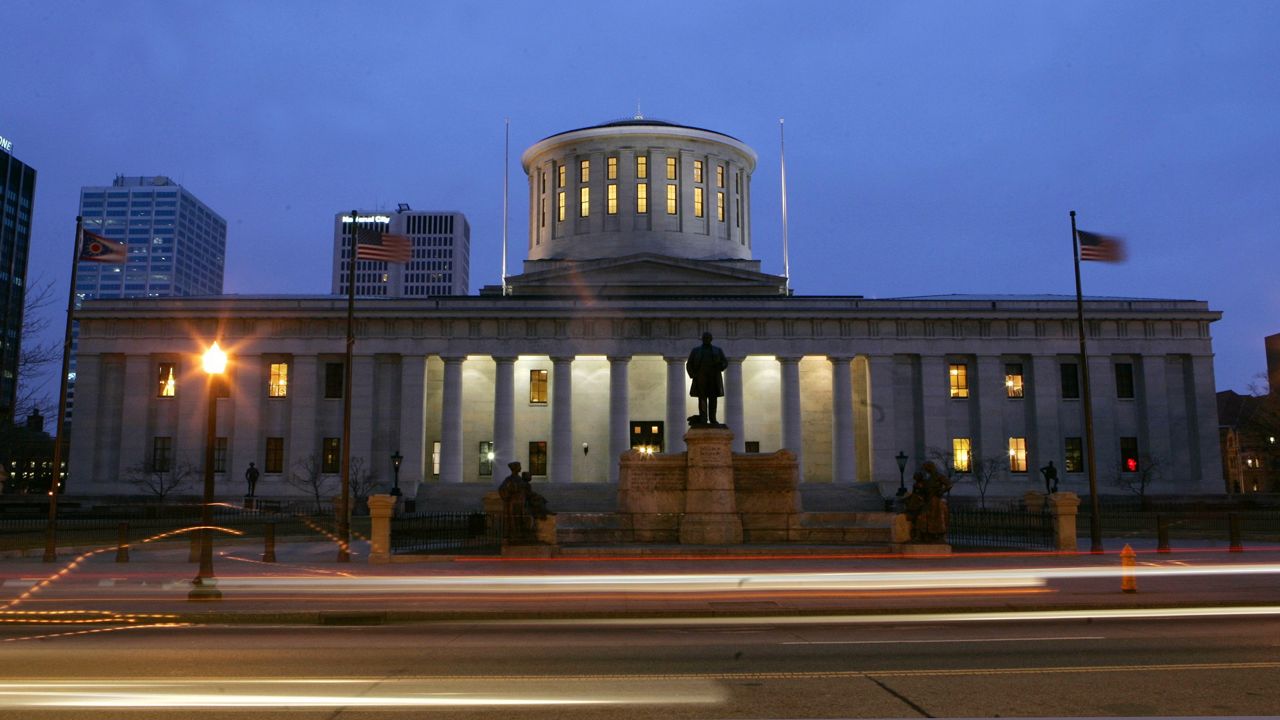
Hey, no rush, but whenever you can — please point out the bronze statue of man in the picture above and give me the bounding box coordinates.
[686,332,728,426]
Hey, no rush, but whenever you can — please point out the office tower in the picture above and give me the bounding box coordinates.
[331,207,469,297]
[0,133,36,424]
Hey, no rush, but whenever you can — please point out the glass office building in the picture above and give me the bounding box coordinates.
[0,137,36,424]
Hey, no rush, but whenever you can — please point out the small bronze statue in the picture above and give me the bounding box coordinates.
[523,471,553,521]
[244,462,259,498]
[904,461,952,543]
[498,461,529,540]
[1040,461,1059,494]
[686,332,728,426]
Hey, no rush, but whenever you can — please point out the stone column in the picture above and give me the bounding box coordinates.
[551,356,574,483]
[398,355,428,497]
[920,355,949,460]
[725,358,745,453]
[976,354,1005,467]
[120,354,151,480]
[287,355,317,479]
[679,427,742,544]
[608,356,630,484]
[493,356,517,472]
[665,356,687,454]
[367,494,396,564]
[867,355,899,486]
[1047,491,1081,552]
[779,356,803,478]
[829,356,855,484]
[439,356,464,484]
[1030,354,1062,480]
[1139,355,1172,482]
[229,354,263,488]
[1189,354,1224,492]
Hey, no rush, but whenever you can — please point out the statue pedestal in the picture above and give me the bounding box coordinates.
[679,427,743,544]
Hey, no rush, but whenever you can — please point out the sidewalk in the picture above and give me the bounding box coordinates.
[1,537,1278,625]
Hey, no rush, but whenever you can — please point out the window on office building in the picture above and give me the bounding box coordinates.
[717,192,725,222]
[579,159,589,183]
[324,362,344,399]
[269,362,288,398]
[557,191,566,222]
[529,441,547,476]
[949,363,969,398]
[265,437,284,473]
[1064,437,1084,473]
[322,438,341,474]
[1005,363,1024,398]
[694,187,704,218]
[157,362,177,397]
[557,164,565,188]
[530,369,548,404]
[1115,362,1135,399]
[693,160,703,183]
[432,441,441,476]
[716,164,725,187]
[636,183,648,213]
[479,441,494,476]
[666,184,677,215]
[1008,437,1028,473]
[579,187,589,217]
[214,437,227,473]
[1061,362,1080,399]
[607,184,617,214]
[952,438,972,473]
[636,155,647,179]
[607,157,617,180]
[666,157,677,180]
[151,436,172,472]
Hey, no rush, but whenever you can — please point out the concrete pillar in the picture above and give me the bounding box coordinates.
[67,354,102,489]
[779,356,803,478]
[829,356,855,484]
[229,355,262,490]
[1139,354,1172,482]
[976,354,1005,469]
[287,356,317,479]
[609,356,631,484]
[920,355,949,460]
[551,356,574,483]
[1189,354,1224,492]
[1047,491,1081,552]
[1030,354,1062,481]
[367,494,396,564]
[493,356,517,472]
[665,356,687,453]
[120,354,151,479]
[867,355,899,486]
[725,357,745,453]
[439,356,464,484]
[398,355,428,496]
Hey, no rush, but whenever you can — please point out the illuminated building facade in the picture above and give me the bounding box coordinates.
[68,119,1225,503]
[0,133,35,424]
[330,208,470,297]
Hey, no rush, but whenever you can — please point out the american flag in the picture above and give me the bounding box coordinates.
[354,226,411,263]
[1077,229,1126,263]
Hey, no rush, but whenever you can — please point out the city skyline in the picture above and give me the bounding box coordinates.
[2,0,1277,405]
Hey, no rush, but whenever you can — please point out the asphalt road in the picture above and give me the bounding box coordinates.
[0,614,1277,718]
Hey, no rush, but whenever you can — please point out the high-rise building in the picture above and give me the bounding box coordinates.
[331,207,469,297]
[69,176,226,424]
[0,132,36,424]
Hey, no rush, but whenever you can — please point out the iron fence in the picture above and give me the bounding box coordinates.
[947,507,1056,550]
[1095,509,1280,542]
[391,512,504,555]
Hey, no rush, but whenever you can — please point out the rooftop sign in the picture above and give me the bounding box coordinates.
[0,135,12,153]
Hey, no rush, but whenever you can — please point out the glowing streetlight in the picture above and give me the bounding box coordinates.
[190,341,226,601]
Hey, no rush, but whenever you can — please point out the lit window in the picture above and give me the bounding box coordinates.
[607,157,617,180]
[666,157,677,180]
[1005,363,1024,398]
[157,362,176,397]
[265,437,284,473]
[557,164,565,188]
[322,437,341,474]
[529,441,548,476]
[716,165,725,187]
[948,363,969,398]
[694,187,704,218]
[693,160,703,183]
[666,184,677,214]
[1065,437,1083,472]
[1008,437,1027,473]
[717,192,725,222]
[636,183,648,213]
[953,438,972,473]
[1120,437,1139,472]
[636,156,647,179]
[529,369,548,404]
[479,441,494,476]
[1115,362,1135,399]
[269,362,288,397]
[607,184,617,214]
[557,191,566,222]
[579,187,589,217]
[579,159,589,183]
[432,441,441,476]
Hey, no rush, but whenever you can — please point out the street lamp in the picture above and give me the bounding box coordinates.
[895,451,909,497]
[190,341,226,601]
[390,450,403,497]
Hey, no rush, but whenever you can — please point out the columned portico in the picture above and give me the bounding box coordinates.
[665,356,687,453]
[551,356,574,483]
[609,356,630,483]
[779,356,803,478]
[492,356,516,473]
[829,356,855,484]
[439,356,465,484]
[725,357,745,452]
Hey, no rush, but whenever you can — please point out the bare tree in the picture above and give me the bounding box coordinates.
[925,446,962,483]
[285,456,333,514]
[124,458,196,504]
[348,456,379,516]
[967,455,1006,510]
[13,278,59,422]
[1114,453,1164,505]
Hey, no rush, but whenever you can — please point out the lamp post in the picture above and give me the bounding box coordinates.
[390,450,403,497]
[190,341,226,601]
[895,451,909,497]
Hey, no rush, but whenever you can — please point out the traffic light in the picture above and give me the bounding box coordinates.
[1125,456,1139,473]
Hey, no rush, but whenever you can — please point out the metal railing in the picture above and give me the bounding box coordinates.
[948,507,1056,550]
[391,512,504,555]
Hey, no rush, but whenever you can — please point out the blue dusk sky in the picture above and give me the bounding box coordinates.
[2,0,1277,400]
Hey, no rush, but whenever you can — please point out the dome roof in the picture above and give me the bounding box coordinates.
[539,116,743,143]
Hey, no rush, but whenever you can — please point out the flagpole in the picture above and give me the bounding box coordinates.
[43,216,85,562]
[502,118,509,296]
[1071,210,1104,553]
[337,210,357,562]
[779,118,790,295]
